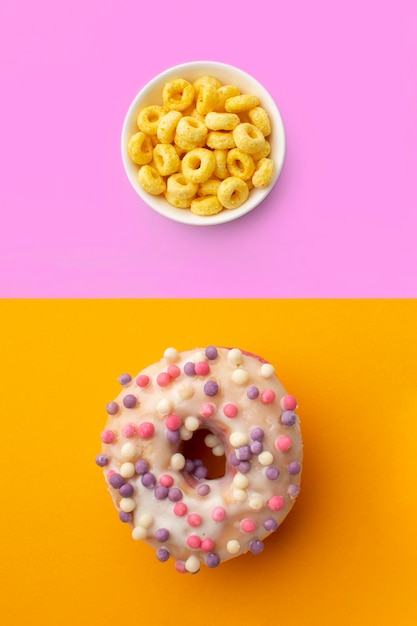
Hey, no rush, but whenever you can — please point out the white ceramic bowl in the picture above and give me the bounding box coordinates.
[121,61,286,226]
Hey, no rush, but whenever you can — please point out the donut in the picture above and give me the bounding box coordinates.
[96,346,302,574]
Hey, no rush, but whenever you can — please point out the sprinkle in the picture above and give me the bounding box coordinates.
[120,462,135,478]
[136,374,150,387]
[230,453,239,466]
[109,473,125,489]
[264,518,278,531]
[100,429,115,444]
[184,416,200,431]
[281,411,297,426]
[204,380,218,396]
[236,445,251,461]
[120,497,135,512]
[233,473,249,489]
[226,540,240,554]
[156,548,170,562]
[233,488,248,501]
[241,518,256,533]
[204,433,219,448]
[260,363,275,378]
[227,348,242,366]
[132,526,147,540]
[200,538,215,553]
[135,459,148,475]
[180,426,192,441]
[119,511,132,523]
[230,432,249,447]
[185,556,201,574]
[268,495,285,511]
[118,373,132,385]
[175,560,187,574]
[95,454,109,467]
[246,386,259,400]
[156,398,173,415]
[238,460,251,474]
[250,441,263,455]
[287,484,301,498]
[211,506,226,522]
[171,453,186,471]
[197,484,210,496]
[168,487,183,502]
[119,483,134,497]
[258,451,274,466]
[276,436,293,452]
[166,430,181,443]
[184,362,196,376]
[288,461,301,475]
[187,535,201,549]
[249,495,264,510]
[187,513,202,527]
[232,369,249,385]
[141,472,156,489]
[250,427,265,441]
[155,528,170,542]
[223,403,238,418]
[205,553,220,567]
[167,364,181,379]
[174,502,188,516]
[160,474,174,487]
[121,442,136,460]
[106,401,119,415]
[123,394,137,409]
[260,389,275,404]
[281,395,298,411]
[138,421,155,439]
[265,466,280,480]
[157,372,171,387]
[194,465,208,479]
[212,444,225,457]
[205,346,218,360]
[195,361,210,376]
[249,540,264,554]
[165,414,181,430]
[154,485,169,500]
[138,514,154,528]
[121,423,136,438]
[164,347,179,362]
[199,403,216,418]
[193,351,207,363]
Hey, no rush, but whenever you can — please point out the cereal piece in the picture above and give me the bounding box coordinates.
[252,140,271,162]
[217,177,249,209]
[225,94,260,113]
[167,173,198,200]
[137,105,166,135]
[213,149,229,180]
[248,106,272,137]
[252,158,274,189]
[233,123,265,154]
[176,116,208,144]
[174,132,206,152]
[196,82,218,116]
[193,75,222,94]
[205,112,240,131]
[226,148,255,180]
[138,165,166,195]
[163,79,195,112]
[197,178,221,197]
[181,148,216,184]
[214,85,241,112]
[190,195,223,216]
[127,132,153,165]
[153,144,180,177]
[157,110,182,144]
[164,191,193,208]
[206,131,236,150]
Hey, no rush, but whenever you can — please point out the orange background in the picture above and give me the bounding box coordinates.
[0,299,416,625]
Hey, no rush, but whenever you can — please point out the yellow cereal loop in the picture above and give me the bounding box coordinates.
[252,140,271,162]
[193,75,222,94]
[166,173,198,200]
[181,148,216,184]
[248,106,272,137]
[196,82,218,116]
[127,132,153,165]
[156,110,182,144]
[214,84,241,112]
[217,176,249,209]
[226,148,255,180]
[138,164,166,195]
[205,112,240,131]
[162,79,195,112]
[197,177,221,197]
[233,123,265,154]
[190,195,223,216]
[206,131,236,150]
[152,143,180,177]
[225,94,260,113]
[252,157,274,189]
[176,116,208,144]
[174,132,206,152]
[164,191,193,208]
[213,149,229,179]
[137,105,166,135]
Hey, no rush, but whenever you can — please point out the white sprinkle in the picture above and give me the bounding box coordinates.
[233,488,248,502]
[171,452,186,471]
[204,433,219,448]
[226,540,241,554]
[212,444,225,457]
[132,526,147,541]
[185,555,200,573]
[249,495,264,510]
[260,363,275,378]
[192,350,207,363]
[138,513,154,528]
[230,432,249,447]
[120,497,135,513]
[164,347,179,362]
[120,462,136,478]
[258,451,274,466]
[180,426,193,441]
[121,442,136,460]
[233,473,249,489]
[231,369,249,385]
[156,398,173,415]
[177,384,195,400]
[227,348,242,366]
[184,416,200,431]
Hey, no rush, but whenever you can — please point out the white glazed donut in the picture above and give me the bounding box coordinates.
[96,346,303,574]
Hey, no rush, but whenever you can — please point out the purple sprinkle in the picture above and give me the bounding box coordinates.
[123,394,137,409]
[154,485,169,500]
[193,459,203,467]
[247,386,259,400]
[250,441,263,455]
[109,473,125,489]
[119,511,132,523]
[264,518,278,532]
[184,362,196,376]
[281,411,297,426]
[95,454,109,467]
[118,373,132,386]
[205,346,218,360]
[194,465,208,479]
[249,539,265,555]
[197,484,210,496]
[168,487,183,502]
[204,380,219,397]
[106,401,119,415]
[265,466,280,480]
[184,459,195,473]
[238,461,251,474]
[288,461,301,475]
[250,427,264,442]
[119,483,134,497]
[205,553,220,568]
[135,459,148,475]
[155,528,170,542]
[236,445,251,461]
[166,429,181,443]
[287,484,300,498]
[141,472,156,489]
[230,453,239,467]
[156,547,170,562]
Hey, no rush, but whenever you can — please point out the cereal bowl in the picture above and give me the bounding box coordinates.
[121,61,286,226]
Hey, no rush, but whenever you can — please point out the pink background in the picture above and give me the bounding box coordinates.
[1,0,416,297]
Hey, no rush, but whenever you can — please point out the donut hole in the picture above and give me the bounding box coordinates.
[180,429,226,480]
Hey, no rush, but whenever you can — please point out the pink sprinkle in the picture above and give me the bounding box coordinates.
[167,364,181,379]
[187,513,202,527]
[195,362,210,376]
[211,506,226,522]
[175,560,187,574]
[240,518,256,533]
[107,469,116,478]
[281,395,297,411]
[136,374,150,387]
[260,389,276,404]
[268,495,285,511]
[174,502,188,516]
[201,538,215,552]
[157,372,171,387]
[223,403,238,418]
[187,534,201,549]
[121,423,136,438]
[137,421,155,439]
[100,429,115,444]
[160,474,174,487]
[276,435,293,452]
[199,403,215,418]
[165,414,181,431]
